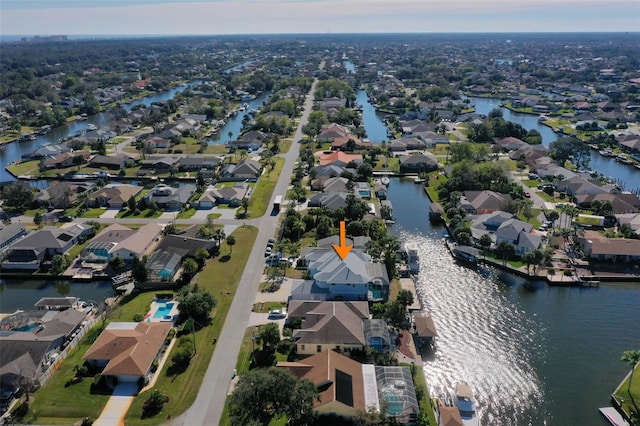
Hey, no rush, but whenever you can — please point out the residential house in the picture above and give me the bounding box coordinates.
[617,213,640,233]
[220,159,261,181]
[89,154,130,170]
[0,309,88,394]
[228,130,269,150]
[81,223,163,262]
[494,219,541,255]
[142,184,195,210]
[140,155,181,172]
[314,176,350,193]
[146,136,171,150]
[2,225,93,270]
[388,137,426,152]
[493,136,528,152]
[41,151,90,169]
[198,184,248,208]
[178,156,220,172]
[331,136,372,151]
[88,184,142,209]
[83,322,172,383]
[460,191,512,215]
[0,224,28,256]
[399,153,438,173]
[319,97,347,113]
[307,192,350,210]
[317,123,350,143]
[316,151,363,167]
[579,230,640,262]
[145,250,183,282]
[277,350,419,423]
[287,301,370,355]
[413,314,438,348]
[36,182,92,209]
[556,176,611,197]
[293,248,389,302]
[575,193,640,214]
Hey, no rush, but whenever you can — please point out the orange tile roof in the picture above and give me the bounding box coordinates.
[316,151,363,166]
[83,322,172,377]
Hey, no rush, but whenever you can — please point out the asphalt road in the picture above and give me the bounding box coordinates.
[170,77,319,426]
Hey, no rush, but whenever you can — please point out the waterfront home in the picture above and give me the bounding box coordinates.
[0,224,28,256]
[494,219,542,255]
[307,192,349,209]
[178,155,221,172]
[388,137,427,152]
[318,97,347,113]
[399,152,438,173]
[616,213,640,233]
[277,350,418,423]
[83,322,172,384]
[2,225,93,270]
[578,230,640,262]
[317,123,350,143]
[81,223,163,262]
[142,184,195,210]
[0,309,88,395]
[312,176,350,193]
[287,301,369,355]
[556,176,618,197]
[220,159,261,181]
[87,184,142,209]
[413,314,438,348]
[294,247,389,302]
[575,193,640,214]
[88,154,130,170]
[34,297,80,311]
[145,250,183,282]
[140,155,181,171]
[41,151,90,169]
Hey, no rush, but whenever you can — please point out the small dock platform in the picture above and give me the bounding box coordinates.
[599,407,630,426]
[399,278,421,311]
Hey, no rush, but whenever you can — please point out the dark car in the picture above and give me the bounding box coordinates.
[58,215,75,223]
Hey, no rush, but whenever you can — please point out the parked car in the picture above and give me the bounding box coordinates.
[264,246,272,257]
[58,215,75,223]
[268,309,286,319]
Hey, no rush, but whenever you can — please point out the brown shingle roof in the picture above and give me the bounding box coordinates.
[278,350,365,413]
[83,322,171,377]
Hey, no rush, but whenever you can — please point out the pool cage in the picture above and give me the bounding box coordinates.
[375,366,420,424]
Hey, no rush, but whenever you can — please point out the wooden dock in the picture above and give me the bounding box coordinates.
[399,278,421,311]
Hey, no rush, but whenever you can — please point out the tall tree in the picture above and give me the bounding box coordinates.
[621,350,640,415]
[226,234,236,254]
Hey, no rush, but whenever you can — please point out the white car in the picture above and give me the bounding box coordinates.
[268,309,286,319]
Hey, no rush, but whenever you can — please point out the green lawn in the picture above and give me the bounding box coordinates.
[6,160,41,176]
[406,362,438,426]
[537,191,556,203]
[20,338,112,425]
[614,366,640,424]
[177,208,197,219]
[116,208,163,219]
[78,208,107,218]
[425,173,447,203]
[373,157,399,172]
[247,158,285,218]
[124,226,258,425]
[521,179,541,188]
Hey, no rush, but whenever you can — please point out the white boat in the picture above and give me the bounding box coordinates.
[454,383,480,426]
[381,176,390,186]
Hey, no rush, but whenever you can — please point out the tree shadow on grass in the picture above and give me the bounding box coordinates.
[166,361,190,382]
[219,255,231,263]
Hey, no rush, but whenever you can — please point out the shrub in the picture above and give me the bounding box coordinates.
[563,269,572,276]
[548,268,555,275]
[133,313,144,322]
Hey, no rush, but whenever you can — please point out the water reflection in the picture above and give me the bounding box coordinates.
[401,229,546,424]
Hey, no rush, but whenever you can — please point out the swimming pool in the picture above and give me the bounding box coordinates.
[153,302,175,319]
[13,323,40,332]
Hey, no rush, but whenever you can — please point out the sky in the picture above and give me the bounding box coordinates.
[1,0,639,36]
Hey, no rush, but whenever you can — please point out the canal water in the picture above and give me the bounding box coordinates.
[0,82,270,183]
[470,97,640,193]
[386,177,640,426]
[0,279,114,313]
[356,90,390,144]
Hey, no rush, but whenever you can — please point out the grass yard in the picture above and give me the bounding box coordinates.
[373,156,399,172]
[521,179,541,188]
[615,366,640,424]
[116,208,163,219]
[6,160,41,177]
[78,208,107,218]
[203,144,228,154]
[20,339,112,425]
[124,226,258,425]
[177,208,197,219]
[247,157,284,218]
[407,362,438,426]
[425,173,447,203]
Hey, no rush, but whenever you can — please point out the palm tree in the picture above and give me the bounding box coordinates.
[226,235,236,254]
[213,229,226,248]
[621,350,640,415]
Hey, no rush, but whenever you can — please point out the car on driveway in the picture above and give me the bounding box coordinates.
[268,309,286,319]
[264,246,272,257]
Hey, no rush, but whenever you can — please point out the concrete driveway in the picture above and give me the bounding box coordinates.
[99,209,120,219]
[93,382,138,426]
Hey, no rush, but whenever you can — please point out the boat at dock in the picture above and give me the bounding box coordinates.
[453,383,481,426]
[381,176,390,186]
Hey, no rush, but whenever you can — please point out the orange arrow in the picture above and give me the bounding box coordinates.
[332,220,353,261]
